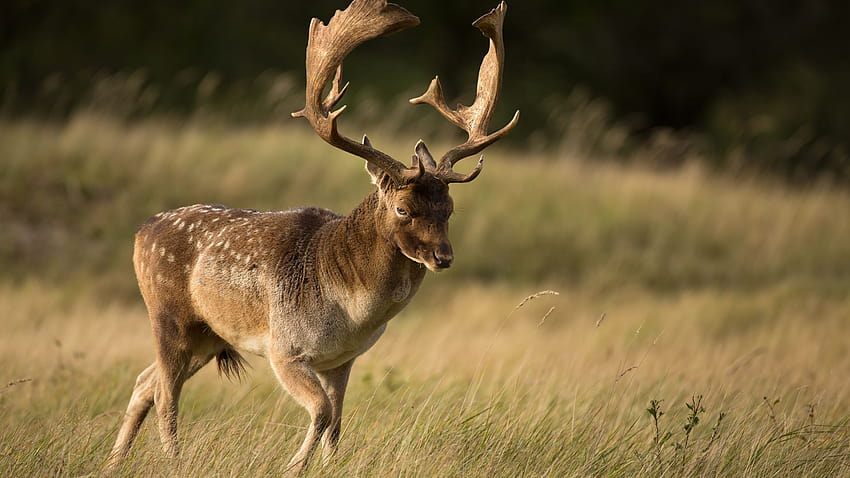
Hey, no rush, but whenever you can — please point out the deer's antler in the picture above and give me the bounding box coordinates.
[409,1,519,183]
[292,0,423,185]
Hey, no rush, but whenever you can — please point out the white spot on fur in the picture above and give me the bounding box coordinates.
[188,223,195,232]
[159,247,166,257]
[167,254,175,263]
[223,241,230,250]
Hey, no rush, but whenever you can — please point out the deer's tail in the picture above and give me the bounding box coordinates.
[216,348,249,382]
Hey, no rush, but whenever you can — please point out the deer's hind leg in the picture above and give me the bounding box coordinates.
[151,314,222,458]
[107,362,159,468]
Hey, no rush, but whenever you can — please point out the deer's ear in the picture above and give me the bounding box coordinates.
[366,160,397,197]
[363,135,391,192]
[365,160,383,185]
[414,140,437,169]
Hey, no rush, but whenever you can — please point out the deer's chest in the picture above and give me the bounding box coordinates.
[343,262,423,323]
[306,322,388,371]
[293,263,423,369]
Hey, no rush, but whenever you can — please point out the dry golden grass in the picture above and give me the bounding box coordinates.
[1,283,849,476]
[1,113,849,476]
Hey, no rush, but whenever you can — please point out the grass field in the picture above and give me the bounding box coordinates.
[1,112,849,476]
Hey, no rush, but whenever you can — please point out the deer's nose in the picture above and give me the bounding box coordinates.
[433,250,453,269]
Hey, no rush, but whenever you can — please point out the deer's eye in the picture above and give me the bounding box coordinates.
[395,206,408,217]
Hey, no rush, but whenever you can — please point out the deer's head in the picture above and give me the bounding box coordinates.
[364,141,453,271]
[291,0,519,271]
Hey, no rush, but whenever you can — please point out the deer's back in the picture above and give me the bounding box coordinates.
[133,204,339,356]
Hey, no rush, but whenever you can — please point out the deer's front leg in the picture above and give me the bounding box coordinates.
[317,359,354,460]
[270,354,332,475]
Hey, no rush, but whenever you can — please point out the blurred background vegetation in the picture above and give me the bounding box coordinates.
[2,0,849,181]
[2,0,850,298]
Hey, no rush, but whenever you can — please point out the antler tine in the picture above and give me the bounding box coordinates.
[410,1,520,183]
[292,0,422,185]
[321,66,350,113]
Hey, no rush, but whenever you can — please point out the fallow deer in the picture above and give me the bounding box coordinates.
[107,0,518,473]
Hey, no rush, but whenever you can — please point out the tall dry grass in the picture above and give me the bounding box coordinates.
[2,283,848,476]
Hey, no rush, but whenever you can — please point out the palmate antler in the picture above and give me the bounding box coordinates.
[410,1,519,183]
[291,0,423,185]
[292,0,518,185]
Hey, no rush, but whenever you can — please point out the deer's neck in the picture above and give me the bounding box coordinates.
[317,191,425,324]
